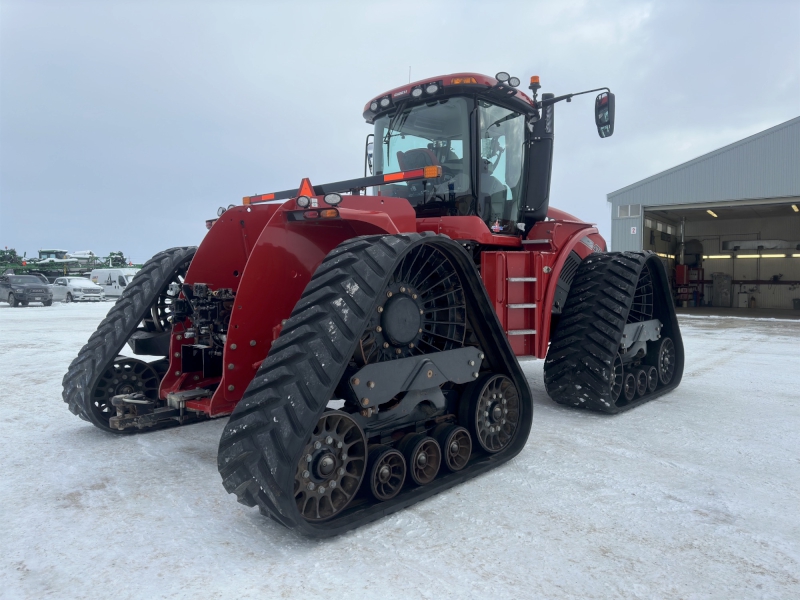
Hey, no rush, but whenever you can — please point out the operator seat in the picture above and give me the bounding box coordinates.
[396,148,439,170]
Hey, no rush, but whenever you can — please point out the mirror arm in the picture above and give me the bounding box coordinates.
[537,87,610,108]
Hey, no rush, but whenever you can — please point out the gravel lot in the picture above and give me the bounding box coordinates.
[2,302,798,599]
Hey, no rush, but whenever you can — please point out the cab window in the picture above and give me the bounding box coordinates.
[477,101,526,234]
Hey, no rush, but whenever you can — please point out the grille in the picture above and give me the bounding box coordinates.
[83,289,101,294]
[29,288,46,294]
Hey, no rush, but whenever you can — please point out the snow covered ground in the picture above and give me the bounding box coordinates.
[1,302,798,599]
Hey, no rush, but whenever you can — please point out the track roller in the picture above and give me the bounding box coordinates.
[367,445,406,501]
[434,424,472,472]
[398,434,441,486]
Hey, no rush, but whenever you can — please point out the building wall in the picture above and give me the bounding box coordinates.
[607,117,800,252]
[609,117,800,209]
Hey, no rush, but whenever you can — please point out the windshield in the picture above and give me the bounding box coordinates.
[68,277,92,284]
[478,100,526,234]
[8,276,42,284]
[373,97,474,216]
[125,274,136,283]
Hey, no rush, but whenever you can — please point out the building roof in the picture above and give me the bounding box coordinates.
[607,116,800,207]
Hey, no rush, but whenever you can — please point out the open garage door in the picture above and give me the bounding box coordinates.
[642,198,800,311]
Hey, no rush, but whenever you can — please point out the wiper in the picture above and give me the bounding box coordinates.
[487,111,520,130]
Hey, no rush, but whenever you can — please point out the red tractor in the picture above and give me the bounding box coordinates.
[64,71,683,537]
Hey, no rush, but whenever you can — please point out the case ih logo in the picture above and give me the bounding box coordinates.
[580,236,603,253]
[491,220,502,232]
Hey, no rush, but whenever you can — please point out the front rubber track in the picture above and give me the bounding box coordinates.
[217,232,533,538]
[543,251,684,414]
[61,246,196,431]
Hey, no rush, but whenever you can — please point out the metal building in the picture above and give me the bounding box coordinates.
[607,116,800,310]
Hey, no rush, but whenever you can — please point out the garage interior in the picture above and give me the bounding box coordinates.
[642,198,800,312]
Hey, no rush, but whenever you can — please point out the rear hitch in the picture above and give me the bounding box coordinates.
[108,390,211,431]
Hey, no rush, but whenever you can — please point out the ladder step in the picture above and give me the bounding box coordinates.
[507,303,537,309]
[507,329,537,335]
[507,277,537,282]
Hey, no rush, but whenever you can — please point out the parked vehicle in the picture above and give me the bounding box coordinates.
[52,276,105,303]
[89,268,140,298]
[0,274,53,306]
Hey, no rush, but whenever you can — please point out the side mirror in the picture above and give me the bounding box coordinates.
[595,92,615,138]
[364,134,374,176]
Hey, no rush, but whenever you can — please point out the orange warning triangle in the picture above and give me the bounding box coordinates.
[297,178,314,197]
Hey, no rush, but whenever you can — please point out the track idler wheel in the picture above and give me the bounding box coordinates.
[651,337,676,385]
[294,411,366,521]
[367,445,406,501]
[398,434,441,486]
[461,374,520,453]
[434,424,471,472]
[91,357,161,423]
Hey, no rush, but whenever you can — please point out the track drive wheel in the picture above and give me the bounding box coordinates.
[434,424,472,472]
[367,445,406,501]
[294,411,366,521]
[460,373,520,453]
[62,246,196,431]
[398,434,441,486]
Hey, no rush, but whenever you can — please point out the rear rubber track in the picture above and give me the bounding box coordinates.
[544,251,684,413]
[62,246,196,430]
[217,232,533,538]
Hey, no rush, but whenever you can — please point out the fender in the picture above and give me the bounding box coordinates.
[206,196,416,414]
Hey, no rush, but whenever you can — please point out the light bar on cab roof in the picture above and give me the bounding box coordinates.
[242,166,443,206]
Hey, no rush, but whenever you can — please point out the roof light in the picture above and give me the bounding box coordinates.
[227,204,235,210]
[530,75,540,84]
[495,72,510,83]
[411,87,423,97]
[324,193,342,206]
[792,204,799,212]
[425,83,439,94]
[217,207,226,217]
[379,97,391,108]
[706,255,731,259]
[319,209,339,218]
[508,76,520,87]
[736,255,759,258]
[370,101,379,112]
[450,77,477,84]
[296,196,311,208]
[304,210,319,219]
[707,210,718,217]
[761,254,786,258]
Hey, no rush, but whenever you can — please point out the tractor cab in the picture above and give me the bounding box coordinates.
[364,72,615,235]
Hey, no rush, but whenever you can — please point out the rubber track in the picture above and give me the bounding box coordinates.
[543,251,684,414]
[61,246,196,431]
[217,232,533,537]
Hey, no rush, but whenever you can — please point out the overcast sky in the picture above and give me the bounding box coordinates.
[1,0,798,262]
